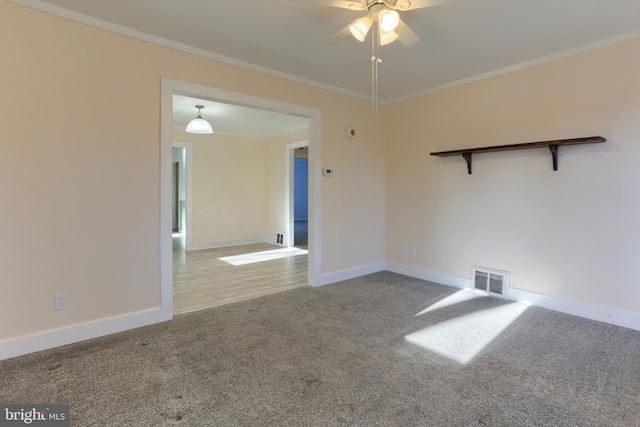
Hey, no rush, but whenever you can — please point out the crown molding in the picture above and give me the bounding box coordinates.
[8,0,640,106]
[7,0,372,103]
[387,28,640,104]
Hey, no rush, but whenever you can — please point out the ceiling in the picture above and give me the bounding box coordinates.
[18,0,640,101]
[174,95,308,139]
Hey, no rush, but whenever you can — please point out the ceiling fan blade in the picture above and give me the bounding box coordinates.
[326,24,353,45]
[391,0,452,10]
[290,0,365,10]
[395,19,421,47]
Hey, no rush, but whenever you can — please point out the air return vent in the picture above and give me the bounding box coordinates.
[472,266,510,300]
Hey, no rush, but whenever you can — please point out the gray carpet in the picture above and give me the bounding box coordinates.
[2,271,639,426]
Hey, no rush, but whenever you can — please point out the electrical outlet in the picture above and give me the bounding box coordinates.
[55,292,69,311]
[410,248,416,258]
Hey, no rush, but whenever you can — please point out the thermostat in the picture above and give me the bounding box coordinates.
[323,168,334,177]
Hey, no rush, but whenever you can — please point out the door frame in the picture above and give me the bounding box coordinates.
[286,140,309,247]
[160,78,323,315]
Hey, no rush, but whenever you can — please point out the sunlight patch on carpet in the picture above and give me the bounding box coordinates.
[219,247,308,266]
[405,302,530,364]
[415,289,485,316]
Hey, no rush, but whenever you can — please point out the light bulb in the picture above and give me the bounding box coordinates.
[379,9,400,33]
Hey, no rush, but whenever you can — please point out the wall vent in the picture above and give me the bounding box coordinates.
[276,233,285,245]
[472,266,510,300]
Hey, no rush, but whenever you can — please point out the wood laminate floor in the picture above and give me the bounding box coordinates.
[173,240,308,314]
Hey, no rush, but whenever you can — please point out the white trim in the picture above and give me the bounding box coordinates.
[189,237,269,251]
[7,0,369,103]
[386,262,640,332]
[0,307,169,361]
[387,29,640,104]
[265,234,285,247]
[315,262,387,287]
[161,78,322,290]
[308,116,322,286]
[386,262,470,289]
[509,288,640,332]
[160,80,175,320]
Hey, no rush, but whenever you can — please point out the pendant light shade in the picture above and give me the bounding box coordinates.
[349,17,372,42]
[186,105,214,134]
[379,30,398,46]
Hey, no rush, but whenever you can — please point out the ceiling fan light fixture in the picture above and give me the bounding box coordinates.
[378,9,400,32]
[186,105,214,134]
[394,0,411,11]
[349,17,372,42]
[379,30,398,46]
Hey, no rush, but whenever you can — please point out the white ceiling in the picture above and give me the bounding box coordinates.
[173,95,309,139]
[19,0,640,101]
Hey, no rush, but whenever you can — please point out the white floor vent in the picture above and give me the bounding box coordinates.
[472,266,510,300]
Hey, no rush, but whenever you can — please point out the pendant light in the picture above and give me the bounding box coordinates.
[185,105,213,134]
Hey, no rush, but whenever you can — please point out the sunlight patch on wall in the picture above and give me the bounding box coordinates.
[405,302,530,364]
[219,247,308,266]
[415,289,485,316]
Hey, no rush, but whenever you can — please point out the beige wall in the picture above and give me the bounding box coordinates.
[174,130,268,245]
[12,0,636,349]
[0,2,386,343]
[386,37,640,314]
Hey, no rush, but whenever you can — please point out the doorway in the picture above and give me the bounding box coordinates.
[171,142,192,252]
[287,142,309,249]
[161,78,323,316]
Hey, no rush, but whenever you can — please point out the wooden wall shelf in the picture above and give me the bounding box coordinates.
[430,136,606,174]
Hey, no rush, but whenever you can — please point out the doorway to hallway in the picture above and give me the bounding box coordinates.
[293,155,308,249]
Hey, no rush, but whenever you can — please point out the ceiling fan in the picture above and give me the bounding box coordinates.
[293,0,449,47]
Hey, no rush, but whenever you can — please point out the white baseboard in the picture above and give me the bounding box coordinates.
[263,236,287,247]
[386,262,471,289]
[316,262,387,287]
[188,237,267,251]
[509,288,640,332]
[385,262,640,332]
[0,307,172,361]
[8,261,637,361]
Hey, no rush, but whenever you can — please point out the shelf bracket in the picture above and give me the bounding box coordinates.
[549,145,558,171]
[462,152,472,175]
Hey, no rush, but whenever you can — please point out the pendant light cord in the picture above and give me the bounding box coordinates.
[371,24,381,117]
